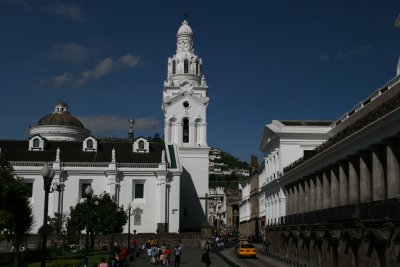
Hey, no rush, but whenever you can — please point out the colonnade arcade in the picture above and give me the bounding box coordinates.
[284,138,400,216]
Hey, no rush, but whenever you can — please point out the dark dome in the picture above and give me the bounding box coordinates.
[36,112,85,128]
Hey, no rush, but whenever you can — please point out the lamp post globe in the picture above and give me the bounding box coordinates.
[85,185,94,197]
[40,166,55,267]
[127,203,132,253]
[41,166,51,178]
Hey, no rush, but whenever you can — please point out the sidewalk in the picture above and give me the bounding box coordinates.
[127,247,230,266]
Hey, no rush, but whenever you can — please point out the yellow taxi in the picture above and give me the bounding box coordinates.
[235,241,257,258]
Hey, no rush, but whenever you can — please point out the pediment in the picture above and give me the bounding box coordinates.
[166,91,208,106]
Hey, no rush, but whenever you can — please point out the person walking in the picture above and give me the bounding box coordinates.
[201,250,212,267]
[163,245,171,266]
[151,244,158,265]
[147,246,152,265]
[174,244,181,267]
[111,242,120,267]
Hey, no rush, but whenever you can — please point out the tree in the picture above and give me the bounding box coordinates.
[66,193,127,249]
[0,154,35,267]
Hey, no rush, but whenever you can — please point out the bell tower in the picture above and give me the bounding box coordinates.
[163,19,210,230]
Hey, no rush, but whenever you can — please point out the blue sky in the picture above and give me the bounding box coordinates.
[0,0,399,162]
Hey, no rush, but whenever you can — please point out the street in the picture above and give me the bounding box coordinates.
[219,245,288,267]
[126,247,230,267]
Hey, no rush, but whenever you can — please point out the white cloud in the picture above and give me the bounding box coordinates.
[45,43,94,64]
[41,53,140,88]
[339,44,372,58]
[118,54,140,68]
[75,57,114,86]
[318,44,372,63]
[78,115,161,135]
[40,72,70,88]
[40,2,84,22]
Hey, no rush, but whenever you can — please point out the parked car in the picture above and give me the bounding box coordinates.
[236,241,257,258]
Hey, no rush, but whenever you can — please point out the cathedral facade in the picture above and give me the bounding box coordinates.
[0,19,209,234]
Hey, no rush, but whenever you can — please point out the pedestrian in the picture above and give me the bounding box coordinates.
[201,250,212,267]
[112,242,120,267]
[151,244,158,264]
[174,244,181,267]
[119,246,128,267]
[163,245,171,266]
[98,257,109,267]
[147,246,152,265]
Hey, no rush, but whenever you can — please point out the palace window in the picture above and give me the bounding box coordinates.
[134,183,144,199]
[87,139,93,149]
[184,59,189,74]
[33,138,40,148]
[182,118,189,143]
[24,182,33,198]
[172,60,176,74]
[138,140,145,150]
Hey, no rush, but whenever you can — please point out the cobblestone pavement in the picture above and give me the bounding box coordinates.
[127,248,230,267]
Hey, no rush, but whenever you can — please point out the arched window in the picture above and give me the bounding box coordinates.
[87,139,93,149]
[172,60,176,74]
[182,118,189,143]
[139,140,145,149]
[33,138,40,148]
[184,59,189,74]
[196,61,199,75]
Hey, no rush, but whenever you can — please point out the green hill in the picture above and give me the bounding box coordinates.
[209,147,250,189]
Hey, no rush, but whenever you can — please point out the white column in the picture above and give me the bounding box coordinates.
[275,150,280,177]
[275,196,279,224]
[272,197,275,224]
[175,123,182,144]
[360,152,372,203]
[330,166,339,208]
[279,190,286,223]
[266,158,270,182]
[267,197,271,225]
[171,122,175,143]
[200,122,207,146]
[164,121,170,144]
[387,142,400,198]
[348,156,360,204]
[371,145,385,201]
[271,152,276,180]
[189,123,195,145]
[193,123,198,145]
[339,160,349,206]
[322,170,331,209]
[106,173,118,197]
[156,175,167,224]
[268,156,272,181]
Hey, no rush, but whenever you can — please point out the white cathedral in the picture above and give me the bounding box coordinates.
[0,19,210,234]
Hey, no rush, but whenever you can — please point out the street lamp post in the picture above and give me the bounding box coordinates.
[41,166,55,267]
[127,203,132,254]
[110,195,116,259]
[84,185,94,267]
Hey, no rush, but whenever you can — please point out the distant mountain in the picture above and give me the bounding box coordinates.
[209,147,250,189]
